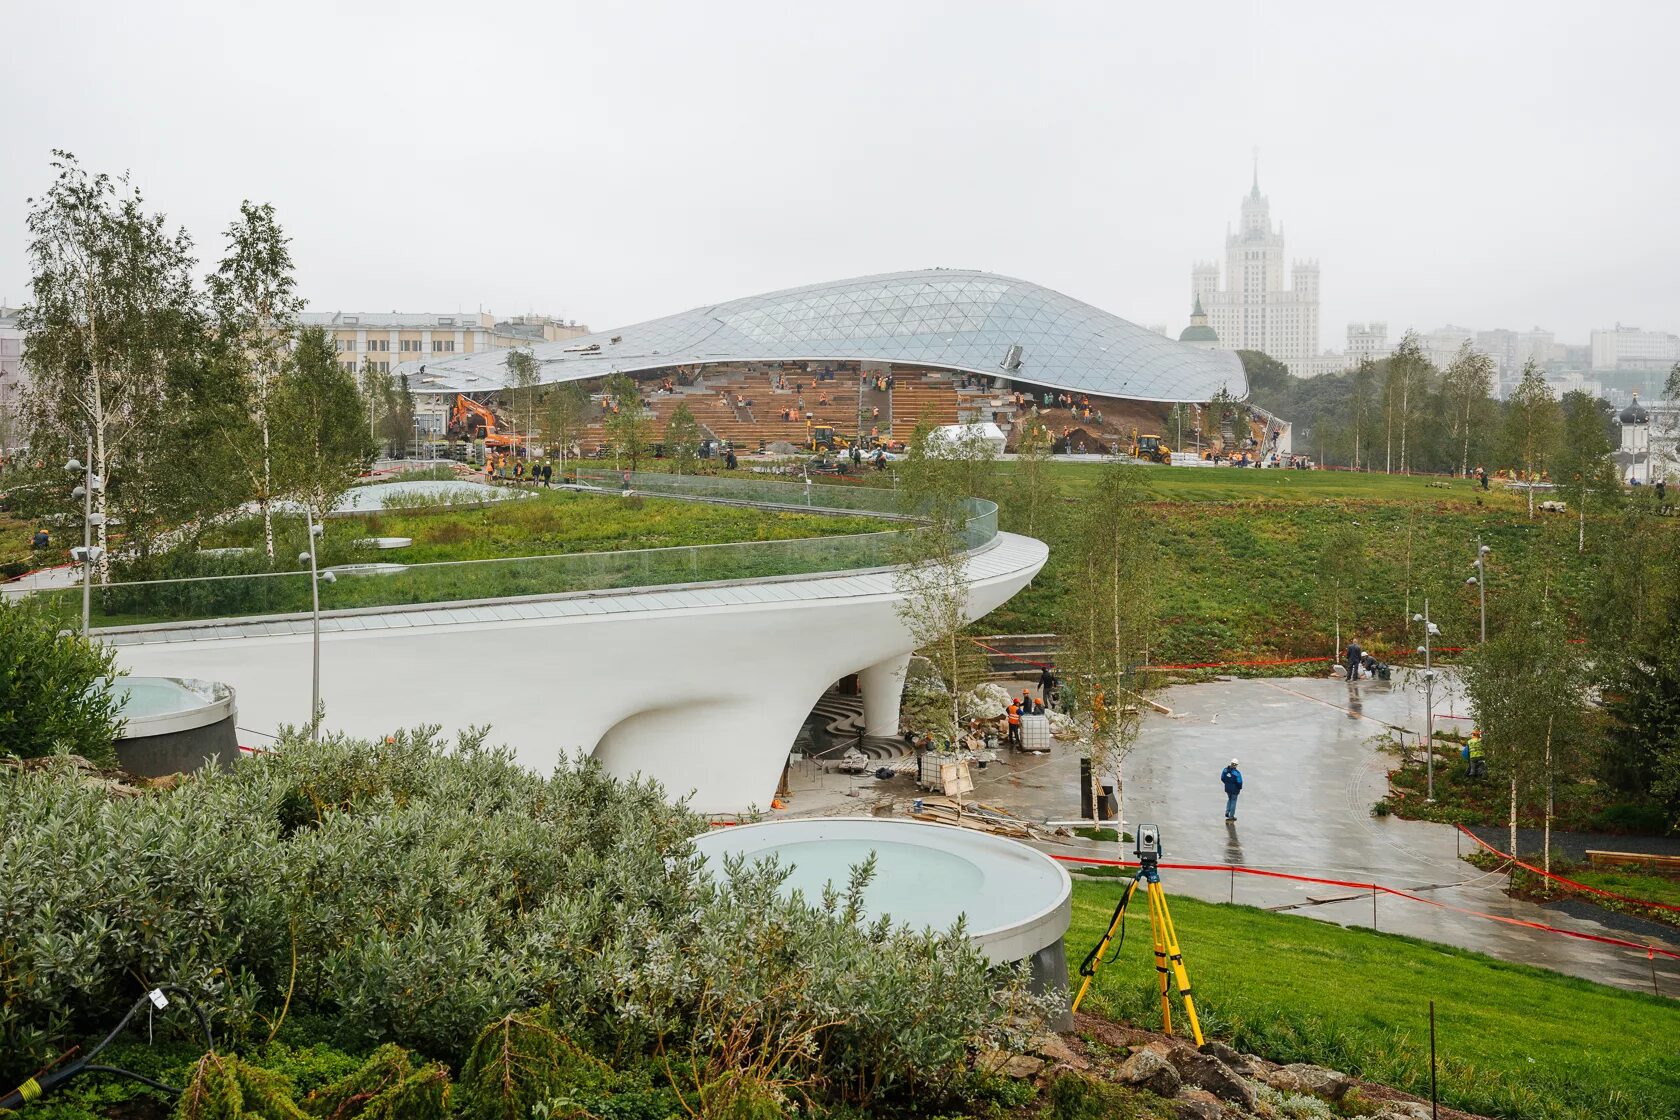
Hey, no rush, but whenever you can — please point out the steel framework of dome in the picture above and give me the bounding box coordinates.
[419,269,1246,402]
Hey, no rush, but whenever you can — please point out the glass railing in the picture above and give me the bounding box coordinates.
[25,475,997,632]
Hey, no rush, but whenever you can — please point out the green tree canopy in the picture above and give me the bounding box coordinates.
[0,596,124,765]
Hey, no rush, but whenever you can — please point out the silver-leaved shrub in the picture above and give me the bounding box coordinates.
[0,727,1044,1107]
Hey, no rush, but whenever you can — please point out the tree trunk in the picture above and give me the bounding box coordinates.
[1543,717,1554,873]
[1509,776,1518,856]
[1578,493,1585,553]
[1526,462,1535,520]
[1461,398,1472,478]
[1399,380,1410,474]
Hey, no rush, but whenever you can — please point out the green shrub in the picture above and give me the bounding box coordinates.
[458,1007,609,1120]
[173,1052,307,1120]
[301,1043,450,1119]
[1,728,1043,1111]
[0,596,124,765]
[1586,801,1669,834]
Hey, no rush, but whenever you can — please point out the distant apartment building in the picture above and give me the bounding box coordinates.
[1191,168,1325,377]
[1345,322,1391,366]
[297,311,589,380]
[1417,325,1474,371]
[0,307,25,450]
[1590,324,1680,371]
[1475,327,1556,378]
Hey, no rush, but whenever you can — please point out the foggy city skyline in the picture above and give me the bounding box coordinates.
[2,1,1676,352]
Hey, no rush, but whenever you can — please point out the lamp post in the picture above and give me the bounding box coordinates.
[1412,598,1440,801]
[298,508,332,742]
[64,438,104,637]
[1466,539,1490,644]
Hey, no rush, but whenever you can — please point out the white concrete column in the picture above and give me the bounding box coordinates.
[858,651,912,737]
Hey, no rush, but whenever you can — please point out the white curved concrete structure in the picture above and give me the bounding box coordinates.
[105,532,1047,812]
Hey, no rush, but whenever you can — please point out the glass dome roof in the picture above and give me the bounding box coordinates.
[420,269,1246,403]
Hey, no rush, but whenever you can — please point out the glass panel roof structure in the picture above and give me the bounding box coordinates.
[418,269,1245,402]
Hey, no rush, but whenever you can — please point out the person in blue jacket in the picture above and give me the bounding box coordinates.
[1220,758,1244,820]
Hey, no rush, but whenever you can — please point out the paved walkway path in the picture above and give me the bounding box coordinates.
[994,675,1679,997]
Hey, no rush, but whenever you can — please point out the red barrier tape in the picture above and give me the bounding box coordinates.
[1050,853,1680,960]
[1455,825,1680,914]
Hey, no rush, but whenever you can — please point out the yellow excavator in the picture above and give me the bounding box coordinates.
[807,421,849,453]
[1129,429,1171,464]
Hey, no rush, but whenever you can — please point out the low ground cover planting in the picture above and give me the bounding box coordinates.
[1064,876,1678,1120]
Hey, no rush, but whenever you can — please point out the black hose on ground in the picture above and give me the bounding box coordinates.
[0,985,214,1111]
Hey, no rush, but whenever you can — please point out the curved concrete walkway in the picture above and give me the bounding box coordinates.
[1108,675,1680,996]
[109,532,1048,814]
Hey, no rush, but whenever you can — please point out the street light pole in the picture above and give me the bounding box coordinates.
[1413,598,1438,801]
[304,507,323,742]
[65,436,99,637]
[1475,539,1488,644]
[79,437,92,635]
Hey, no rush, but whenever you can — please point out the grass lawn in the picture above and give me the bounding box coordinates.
[1065,878,1678,1120]
[975,461,1678,670]
[1566,867,1680,908]
[42,489,898,629]
[199,487,894,564]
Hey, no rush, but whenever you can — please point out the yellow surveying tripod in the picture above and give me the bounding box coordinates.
[1069,823,1204,1046]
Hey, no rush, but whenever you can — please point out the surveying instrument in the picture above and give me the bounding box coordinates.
[1069,823,1205,1046]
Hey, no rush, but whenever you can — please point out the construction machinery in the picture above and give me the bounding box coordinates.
[1129,429,1171,464]
[450,394,525,450]
[806,421,849,453]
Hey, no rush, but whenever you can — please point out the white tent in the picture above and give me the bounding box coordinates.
[926,422,1007,456]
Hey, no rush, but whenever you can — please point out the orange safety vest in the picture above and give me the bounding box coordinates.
[1007,703,1021,725]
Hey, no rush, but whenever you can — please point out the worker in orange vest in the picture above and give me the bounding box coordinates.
[1006,700,1022,747]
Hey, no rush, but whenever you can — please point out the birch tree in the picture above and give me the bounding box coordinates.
[892,421,989,748]
[1348,358,1377,471]
[20,152,200,579]
[604,373,650,471]
[1441,342,1496,477]
[1007,414,1057,536]
[1501,360,1561,520]
[1461,578,1593,866]
[505,347,541,450]
[1057,460,1158,825]
[208,201,303,561]
[1385,331,1431,474]
[275,327,374,530]
[541,381,589,477]
[1554,390,1619,552]
[664,402,701,475]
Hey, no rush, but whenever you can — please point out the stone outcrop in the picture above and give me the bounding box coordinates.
[1259,1062,1353,1102]
[1161,1043,1257,1111]
[1116,1047,1181,1097]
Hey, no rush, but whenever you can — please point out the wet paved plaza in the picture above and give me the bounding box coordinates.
[836,674,1680,997]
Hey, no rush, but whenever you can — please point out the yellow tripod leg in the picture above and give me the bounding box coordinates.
[1146,881,1173,1035]
[1070,875,1140,1015]
[1154,885,1206,1047]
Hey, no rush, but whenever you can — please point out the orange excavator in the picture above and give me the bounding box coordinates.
[449,394,525,449]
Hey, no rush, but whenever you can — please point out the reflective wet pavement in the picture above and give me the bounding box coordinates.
[777,674,1678,995]
[977,674,1680,997]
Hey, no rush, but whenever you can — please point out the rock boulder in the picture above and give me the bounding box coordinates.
[1162,1044,1256,1111]
[1117,1047,1181,1097]
[1261,1062,1352,1102]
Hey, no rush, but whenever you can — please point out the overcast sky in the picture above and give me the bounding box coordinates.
[3,1,1675,348]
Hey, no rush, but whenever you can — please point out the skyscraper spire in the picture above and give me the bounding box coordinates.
[1251,146,1260,198]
